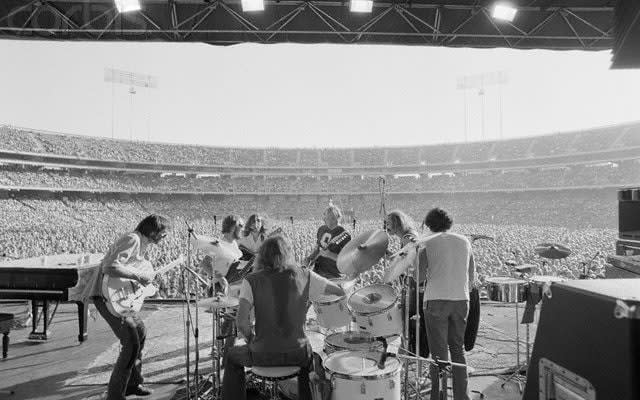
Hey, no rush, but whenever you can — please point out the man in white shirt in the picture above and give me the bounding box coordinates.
[420,208,475,400]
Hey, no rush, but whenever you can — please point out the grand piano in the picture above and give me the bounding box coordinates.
[0,253,103,342]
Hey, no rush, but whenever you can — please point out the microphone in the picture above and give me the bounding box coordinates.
[185,220,194,233]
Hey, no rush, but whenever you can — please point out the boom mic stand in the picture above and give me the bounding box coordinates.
[182,221,208,400]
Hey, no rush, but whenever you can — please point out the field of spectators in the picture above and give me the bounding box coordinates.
[0,188,617,299]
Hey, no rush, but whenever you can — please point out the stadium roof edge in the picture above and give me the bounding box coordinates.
[0,0,637,68]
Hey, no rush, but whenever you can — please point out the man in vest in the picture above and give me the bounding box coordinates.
[222,234,345,400]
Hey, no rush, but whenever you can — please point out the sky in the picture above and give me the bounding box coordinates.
[0,39,639,148]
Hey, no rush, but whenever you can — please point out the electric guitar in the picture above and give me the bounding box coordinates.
[305,230,351,269]
[101,255,184,317]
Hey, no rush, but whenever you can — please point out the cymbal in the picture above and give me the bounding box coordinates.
[535,243,571,259]
[190,233,221,253]
[200,296,239,309]
[337,229,388,278]
[383,243,419,283]
[348,284,397,314]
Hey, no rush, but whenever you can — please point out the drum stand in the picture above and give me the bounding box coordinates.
[500,293,528,393]
[400,269,427,400]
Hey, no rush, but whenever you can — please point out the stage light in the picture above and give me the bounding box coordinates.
[350,0,373,13]
[115,0,141,13]
[492,3,517,22]
[242,0,264,12]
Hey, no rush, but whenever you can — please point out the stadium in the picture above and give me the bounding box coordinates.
[1,1,640,400]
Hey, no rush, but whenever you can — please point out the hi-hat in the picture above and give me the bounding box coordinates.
[535,243,571,259]
[199,296,239,310]
[337,229,388,278]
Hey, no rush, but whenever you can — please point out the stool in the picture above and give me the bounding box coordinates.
[251,366,301,400]
[0,313,14,359]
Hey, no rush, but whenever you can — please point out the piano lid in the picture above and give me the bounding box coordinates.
[0,253,104,290]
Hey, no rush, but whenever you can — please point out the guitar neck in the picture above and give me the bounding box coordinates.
[152,257,184,276]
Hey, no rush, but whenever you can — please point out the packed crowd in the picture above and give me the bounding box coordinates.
[1,160,638,193]
[2,122,639,167]
[0,189,617,299]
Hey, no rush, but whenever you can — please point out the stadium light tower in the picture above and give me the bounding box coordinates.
[456,71,508,141]
[104,68,158,140]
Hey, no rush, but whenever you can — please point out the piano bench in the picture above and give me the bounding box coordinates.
[0,313,14,359]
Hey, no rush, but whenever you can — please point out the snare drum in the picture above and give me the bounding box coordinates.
[324,350,401,400]
[313,278,355,330]
[348,284,402,338]
[324,331,384,355]
[486,277,526,303]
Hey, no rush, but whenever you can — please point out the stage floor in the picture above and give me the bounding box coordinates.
[0,302,529,400]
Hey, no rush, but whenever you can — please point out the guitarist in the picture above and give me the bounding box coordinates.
[307,205,351,279]
[89,214,171,400]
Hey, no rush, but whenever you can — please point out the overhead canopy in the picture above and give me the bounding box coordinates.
[0,0,637,68]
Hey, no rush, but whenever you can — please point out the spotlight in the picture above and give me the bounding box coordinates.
[350,0,373,13]
[242,0,264,11]
[115,0,141,12]
[492,2,517,22]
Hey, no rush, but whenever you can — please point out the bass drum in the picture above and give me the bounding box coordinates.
[324,350,401,400]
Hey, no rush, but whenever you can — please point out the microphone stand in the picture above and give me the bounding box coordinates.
[183,220,206,400]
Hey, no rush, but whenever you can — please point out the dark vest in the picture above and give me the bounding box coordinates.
[246,267,310,353]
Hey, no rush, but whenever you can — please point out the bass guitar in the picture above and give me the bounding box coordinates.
[101,255,184,317]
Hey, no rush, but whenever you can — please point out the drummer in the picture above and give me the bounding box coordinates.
[223,234,345,400]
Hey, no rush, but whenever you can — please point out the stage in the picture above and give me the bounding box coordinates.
[0,302,530,400]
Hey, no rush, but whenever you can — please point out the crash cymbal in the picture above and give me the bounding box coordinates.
[200,295,239,309]
[535,243,571,259]
[337,229,388,278]
[383,243,420,283]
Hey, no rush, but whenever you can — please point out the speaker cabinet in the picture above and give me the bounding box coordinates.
[524,279,640,400]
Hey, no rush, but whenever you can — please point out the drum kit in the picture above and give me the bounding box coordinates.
[190,226,574,400]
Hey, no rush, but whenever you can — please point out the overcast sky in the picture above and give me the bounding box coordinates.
[0,39,638,148]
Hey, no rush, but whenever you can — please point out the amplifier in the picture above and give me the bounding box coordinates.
[523,279,640,400]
